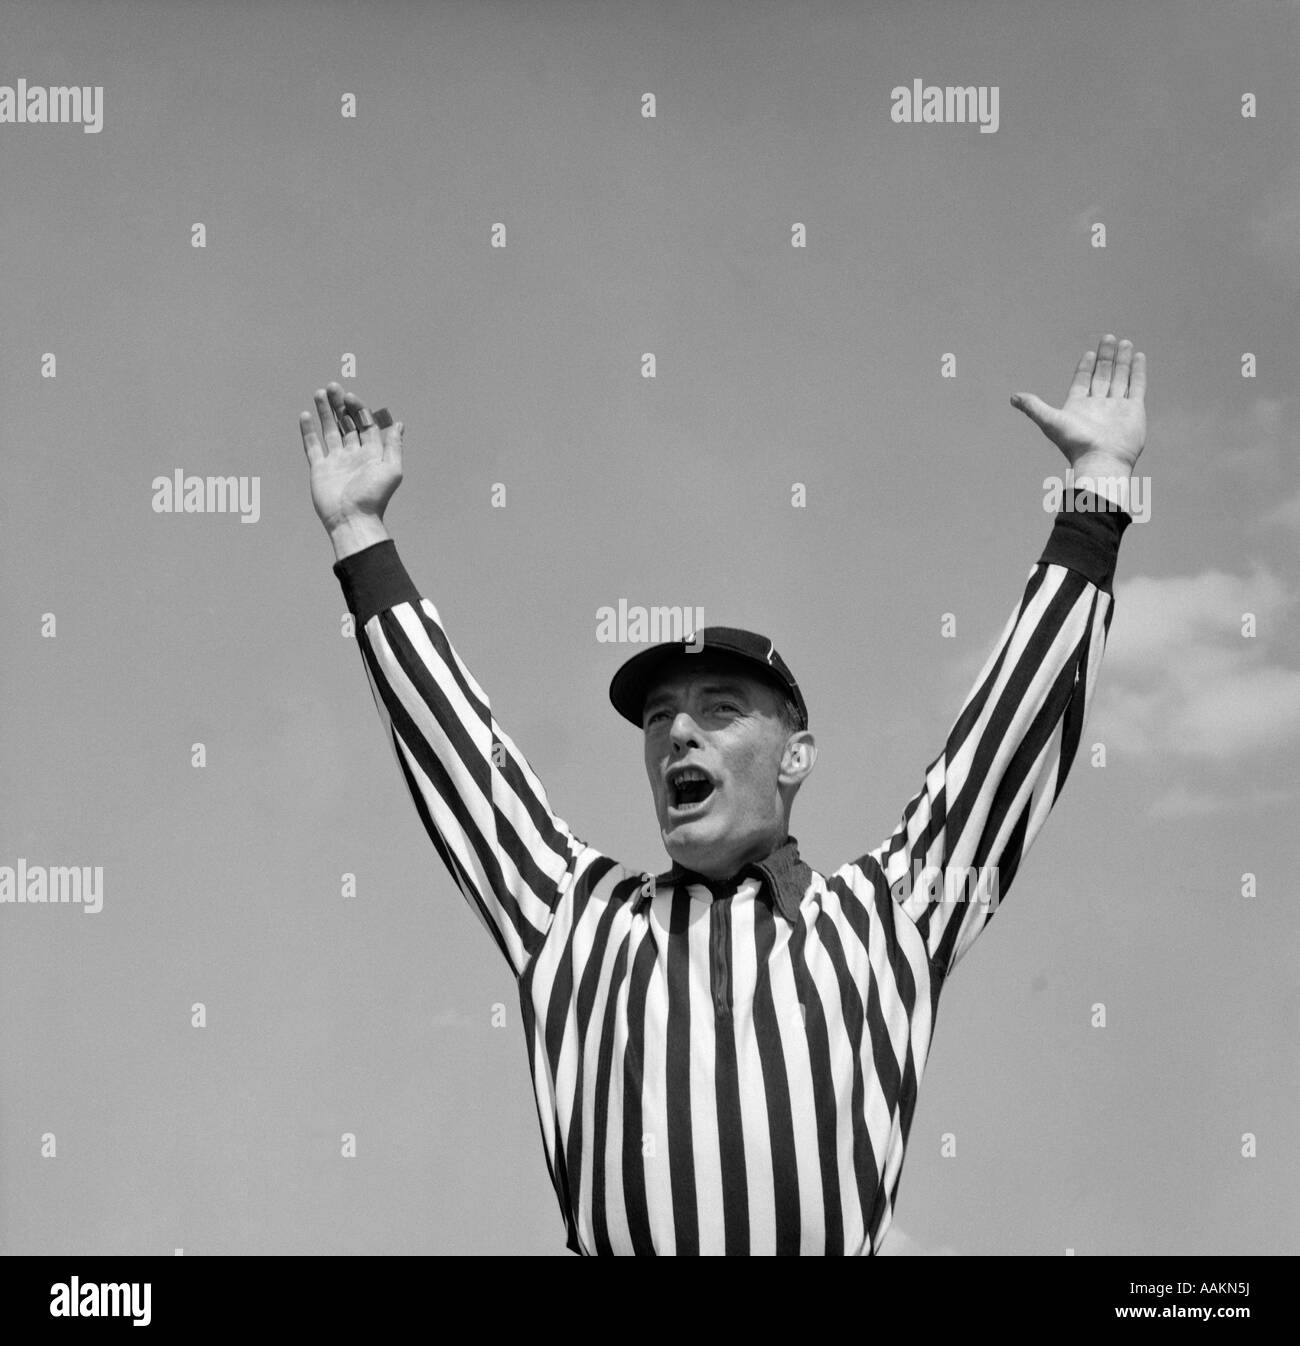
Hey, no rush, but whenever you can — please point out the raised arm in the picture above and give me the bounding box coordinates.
[851,336,1147,979]
[299,385,589,977]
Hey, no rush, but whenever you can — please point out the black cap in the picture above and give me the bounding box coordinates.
[609,626,808,731]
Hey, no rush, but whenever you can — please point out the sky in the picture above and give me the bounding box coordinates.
[1,0,1297,1256]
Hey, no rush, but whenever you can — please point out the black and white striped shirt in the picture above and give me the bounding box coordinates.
[332,490,1131,1255]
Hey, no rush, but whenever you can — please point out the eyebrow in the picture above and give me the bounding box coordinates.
[642,682,751,718]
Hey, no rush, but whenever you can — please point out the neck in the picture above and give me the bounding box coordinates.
[673,831,791,880]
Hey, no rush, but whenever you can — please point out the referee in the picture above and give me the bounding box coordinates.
[298,335,1146,1255]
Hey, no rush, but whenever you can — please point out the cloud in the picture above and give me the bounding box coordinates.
[1104,568,1288,672]
[1070,201,1102,237]
[878,1224,961,1256]
[1151,396,1286,477]
[1251,177,1300,284]
[1147,781,1299,820]
[1098,565,1300,763]
[1258,489,1300,533]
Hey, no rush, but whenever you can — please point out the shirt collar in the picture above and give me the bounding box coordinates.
[638,835,812,924]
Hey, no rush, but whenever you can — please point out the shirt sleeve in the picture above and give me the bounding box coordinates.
[333,538,591,979]
[852,488,1132,980]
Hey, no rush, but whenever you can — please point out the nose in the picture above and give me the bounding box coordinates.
[669,712,702,752]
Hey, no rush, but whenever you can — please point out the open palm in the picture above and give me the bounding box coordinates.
[299,383,404,532]
[1011,335,1147,473]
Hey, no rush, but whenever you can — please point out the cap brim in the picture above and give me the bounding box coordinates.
[609,643,800,729]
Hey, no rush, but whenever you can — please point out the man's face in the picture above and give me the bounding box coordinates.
[642,655,809,879]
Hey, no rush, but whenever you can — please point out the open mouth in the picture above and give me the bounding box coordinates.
[667,769,717,814]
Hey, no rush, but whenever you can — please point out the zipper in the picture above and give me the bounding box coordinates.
[711,896,731,1017]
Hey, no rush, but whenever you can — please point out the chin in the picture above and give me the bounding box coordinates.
[662,821,722,866]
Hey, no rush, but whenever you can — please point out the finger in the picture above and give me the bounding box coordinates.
[381,418,404,470]
[1067,348,1095,401]
[1110,338,1134,397]
[1127,350,1147,400]
[326,383,358,443]
[343,392,380,449]
[1090,333,1117,396]
[313,389,342,449]
[1011,391,1060,436]
[299,410,325,466]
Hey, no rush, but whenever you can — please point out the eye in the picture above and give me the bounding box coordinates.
[645,709,668,726]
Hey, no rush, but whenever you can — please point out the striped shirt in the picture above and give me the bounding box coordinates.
[332,489,1132,1255]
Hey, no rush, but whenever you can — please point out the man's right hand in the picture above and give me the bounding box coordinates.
[299,382,405,559]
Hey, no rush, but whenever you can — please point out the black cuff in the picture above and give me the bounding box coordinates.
[332,539,422,628]
[1038,488,1133,594]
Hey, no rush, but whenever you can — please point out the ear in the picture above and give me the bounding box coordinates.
[779,731,817,787]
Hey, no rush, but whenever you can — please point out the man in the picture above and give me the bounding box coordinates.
[297,334,1146,1255]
